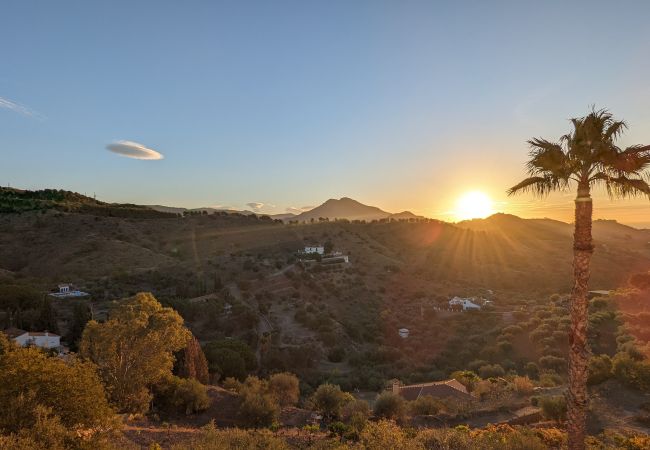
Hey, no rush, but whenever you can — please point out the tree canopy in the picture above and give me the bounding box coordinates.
[80,292,191,413]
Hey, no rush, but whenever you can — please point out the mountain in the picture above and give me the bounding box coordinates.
[291,197,423,222]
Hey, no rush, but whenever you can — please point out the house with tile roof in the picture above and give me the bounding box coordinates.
[2,327,61,349]
[392,379,472,401]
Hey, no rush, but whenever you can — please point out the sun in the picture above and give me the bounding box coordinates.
[455,191,495,220]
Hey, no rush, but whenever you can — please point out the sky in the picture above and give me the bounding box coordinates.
[1,1,650,225]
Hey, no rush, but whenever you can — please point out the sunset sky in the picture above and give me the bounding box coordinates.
[1,1,650,225]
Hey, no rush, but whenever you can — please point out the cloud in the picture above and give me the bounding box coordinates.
[0,96,42,118]
[286,205,314,214]
[247,202,265,210]
[106,141,164,160]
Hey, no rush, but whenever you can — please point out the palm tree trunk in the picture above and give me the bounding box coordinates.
[567,184,593,450]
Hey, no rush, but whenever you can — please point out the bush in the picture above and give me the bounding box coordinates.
[409,395,443,416]
[341,399,371,434]
[373,392,406,422]
[540,396,567,423]
[154,376,211,415]
[268,372,300,408]
[539,372,563,387]
[310,384,353,420]
[478,364,505,379]
[588,354,613,385]
[238,376,280,428]
[539,355,566,373]
[512,376,534,395]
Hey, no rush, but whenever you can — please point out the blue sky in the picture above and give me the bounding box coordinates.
[2,1,650,223]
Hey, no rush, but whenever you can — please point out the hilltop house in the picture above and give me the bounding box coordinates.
[392,379,471,401]
[398,328,410,339]
[449,296,481,311]
[304,245,325,255]
[3,327,61,349]
[49,283,89,298]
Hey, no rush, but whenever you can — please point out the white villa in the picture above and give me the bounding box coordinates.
[449,296,482,311]
[398,328,410,339]
[3,328,61,349]
[49,283,89,298]
[304,245,325,255]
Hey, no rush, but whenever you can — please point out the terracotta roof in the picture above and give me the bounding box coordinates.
[396,379,470,401]
[26,331,60,337]
[2,327,27,338]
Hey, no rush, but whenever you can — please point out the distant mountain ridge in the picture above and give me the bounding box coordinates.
[148,197,423,222]
[290,197,424,222]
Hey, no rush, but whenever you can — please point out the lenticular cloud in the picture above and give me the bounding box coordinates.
[106,141,164,160]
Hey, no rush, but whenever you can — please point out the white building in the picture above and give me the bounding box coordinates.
[304,245,325,255]
[398,328,410,339]
[449,296,481,311]
[49,283,89,298]
[3,328,61,349]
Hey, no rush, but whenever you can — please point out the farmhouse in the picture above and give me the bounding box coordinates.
[3,327,61,349]
[392,379,471,401]
[449,296,481,311]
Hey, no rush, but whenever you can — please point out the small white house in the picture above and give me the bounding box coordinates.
[398,328,410,339]
[449,296,481,311]
[3,328,61,349]
[304,245,325,255]
[49,283,89,298]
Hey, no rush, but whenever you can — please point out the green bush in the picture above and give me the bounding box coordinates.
[409,395,443,416]
[373,392,406,422]
[310,384,353,420]
[540,396,567,423]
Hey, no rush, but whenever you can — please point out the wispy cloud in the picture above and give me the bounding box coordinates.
[246,202,276,211]
[286,205,314,214]
[247,202,265,210]
[106,141,164,160]
[0,96,42,118]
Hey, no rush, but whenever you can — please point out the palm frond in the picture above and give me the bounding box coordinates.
[591,172,650,199]
[507,176,567,197]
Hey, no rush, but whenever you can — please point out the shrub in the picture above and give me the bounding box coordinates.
[540,396,567,423]
[512,376,534,395]
[539,355,566,373]
[173,421,288,450]
[409,395,443,416]
[588,354,613,385]
[238,377,280,428]
[341,399,371,434]
[310,384,353,420]
[154,376,211,415]
[373,392,406,422]
[478,364,505,379]
[268,372,300,408]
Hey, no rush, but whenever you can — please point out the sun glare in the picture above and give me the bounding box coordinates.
[455,191,495,221]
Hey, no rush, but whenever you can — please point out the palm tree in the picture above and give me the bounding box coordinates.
[508,108,650,450]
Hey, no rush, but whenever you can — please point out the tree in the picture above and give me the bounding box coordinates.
[310,383,353,420]
[268,372,300,408]
[153,375,211,415]
[80,292,191,413]
[175,335,210,384]
[508,108,650,450]
[0,346,114,434]
[238,376,280,427]
[66,302,92,352]
[373,392,406,422]
[203,339,256,381]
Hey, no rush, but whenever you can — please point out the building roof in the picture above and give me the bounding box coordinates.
[26,331,60,337]
[2,327,27,338]
[396,379,470,401]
